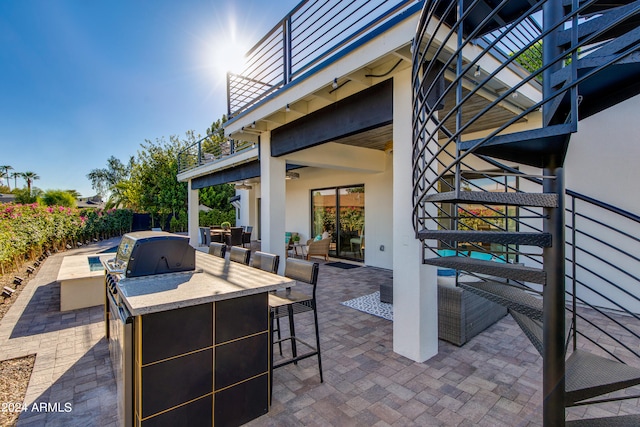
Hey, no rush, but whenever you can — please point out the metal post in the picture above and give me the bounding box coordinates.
[543,162,565,427]
[284,17,292,84]
[542,0,567,423]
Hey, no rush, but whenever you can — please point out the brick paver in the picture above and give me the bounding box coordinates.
[0,241,638,426]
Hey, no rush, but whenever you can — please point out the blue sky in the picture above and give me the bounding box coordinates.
[0,0,299,197]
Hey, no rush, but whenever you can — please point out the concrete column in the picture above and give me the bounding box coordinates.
[187,180,200,247]
[259,133,287,274]
[392,68,439,362]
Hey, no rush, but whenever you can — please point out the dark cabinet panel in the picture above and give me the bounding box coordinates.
[141,348,213,419]
[140,394,212,427]
[215,374,269,427]
[215,332,269,389]
[141,303,213,365]
[215,293,268,344]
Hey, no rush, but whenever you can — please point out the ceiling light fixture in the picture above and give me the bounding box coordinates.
[234,181,252,190]
[474,65,481,77]
[332,78,338,89]
[285,171,300,180]
[285,104,290,112]
[251,121,256,128]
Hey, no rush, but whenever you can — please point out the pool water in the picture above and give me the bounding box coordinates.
[88,256,104,272]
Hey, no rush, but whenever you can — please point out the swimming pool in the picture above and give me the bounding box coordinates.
[88,256,104,272]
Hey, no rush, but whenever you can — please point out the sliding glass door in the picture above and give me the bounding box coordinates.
[311,185,364,261]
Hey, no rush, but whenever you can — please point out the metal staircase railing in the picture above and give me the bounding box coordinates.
[412,0,640,425]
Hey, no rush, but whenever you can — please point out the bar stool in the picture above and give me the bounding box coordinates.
[229,246,251,265]
[268,258,323,396]
[250,251,279,274]
[208,242,226,258]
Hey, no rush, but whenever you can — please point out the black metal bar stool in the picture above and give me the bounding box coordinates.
[250,251,280,274]
[268,258,323,398]
[229,246,251,265]
[208,242,226,258]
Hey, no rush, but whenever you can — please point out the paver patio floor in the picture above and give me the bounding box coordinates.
[0,240,638,426]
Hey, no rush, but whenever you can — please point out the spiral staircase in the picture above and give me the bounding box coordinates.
[412,0,640,425]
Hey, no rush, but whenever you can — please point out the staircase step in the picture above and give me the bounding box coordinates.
[557,2,640,48]
[459,281,543,320]
[566,349,640,406]
[566,414,640,427]
[563,0,640,17]
[433,0,536,39]
[422,191,558,208]
[551,53,640,121]
[510,310,543,355]
[457,124,575,168]
[424,257,546,284]
[509,310,574,356]
[418,230,552,247]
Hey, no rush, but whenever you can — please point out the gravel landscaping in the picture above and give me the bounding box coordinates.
[0,262,42,426]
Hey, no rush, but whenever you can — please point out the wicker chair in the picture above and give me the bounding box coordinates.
[306,238,330,261]
[379,280,507,346]
[437,284,507,346]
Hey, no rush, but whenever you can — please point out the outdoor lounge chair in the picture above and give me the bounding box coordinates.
[380,279,507,346]
[306,237,330,261]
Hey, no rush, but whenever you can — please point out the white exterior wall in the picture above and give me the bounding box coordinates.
[565,95,640,214]
[562,94,640,312]
[392,68,438,361]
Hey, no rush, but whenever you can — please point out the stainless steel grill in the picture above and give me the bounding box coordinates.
[104,231,195,427]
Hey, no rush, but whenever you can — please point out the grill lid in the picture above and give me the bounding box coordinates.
[113,231,195,278]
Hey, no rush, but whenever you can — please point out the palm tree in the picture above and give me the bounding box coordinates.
[21,171,40,195]
[0,165,12,190]
[10,172,20,190]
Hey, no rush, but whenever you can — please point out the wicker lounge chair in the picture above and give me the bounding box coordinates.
[379,279,507,346]
[306,237,330,261]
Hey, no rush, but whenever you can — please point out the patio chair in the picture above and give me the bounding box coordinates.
[306,237,330,261]
[269,258,323,396]
[229,246,251,265]
[350,234,364,257]
[242,226,253,248]
[199,227,211,247]
[250,251,279,274]
[224,226,244,247]
[208,242,226,259]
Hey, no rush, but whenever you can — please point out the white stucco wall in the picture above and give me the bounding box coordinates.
[565,94,640,215]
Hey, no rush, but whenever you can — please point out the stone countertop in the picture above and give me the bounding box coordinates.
[57,253,112,281]
[117,251,294,316]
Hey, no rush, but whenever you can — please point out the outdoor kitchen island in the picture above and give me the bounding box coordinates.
[105,232,293,427]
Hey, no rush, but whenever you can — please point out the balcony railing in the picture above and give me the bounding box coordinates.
[177,135,255,174]
[227,0,422,119]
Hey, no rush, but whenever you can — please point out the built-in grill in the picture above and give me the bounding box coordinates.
[104,230,195,427]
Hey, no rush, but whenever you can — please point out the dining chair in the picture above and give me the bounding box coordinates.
[242,225,254,248]
[268,258,323,397]
[225,226,244,247]
[229,246,251,265]
[208,242,226,258]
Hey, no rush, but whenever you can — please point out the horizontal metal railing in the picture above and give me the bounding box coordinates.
[227,0,421,118]
[177,134,255,174]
